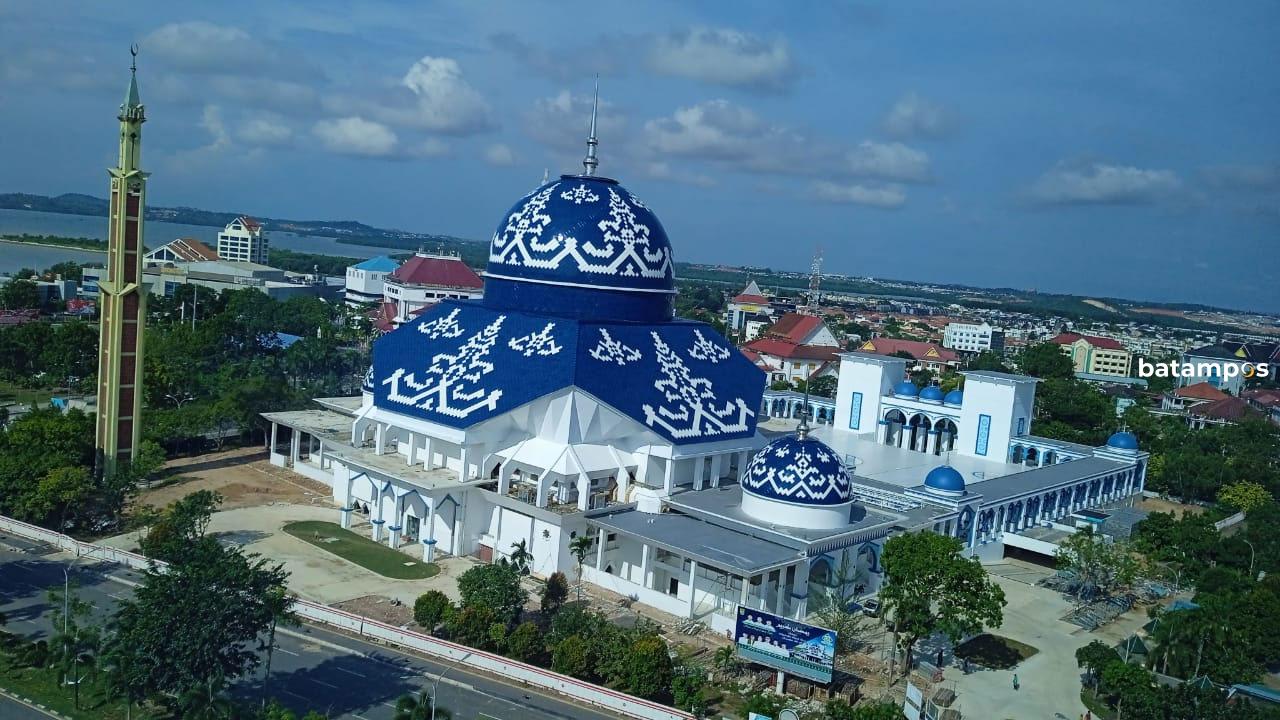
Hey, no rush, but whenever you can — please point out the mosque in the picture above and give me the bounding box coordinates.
[263,99,1148,636]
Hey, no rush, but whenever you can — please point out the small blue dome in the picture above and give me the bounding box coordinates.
[487,175,674,295]
[742,435,852,506]
[893,380,920,397]
[943,390,964,406]
[1106,431,1139,450]
[919,386,944,403]
[924,465,966,495]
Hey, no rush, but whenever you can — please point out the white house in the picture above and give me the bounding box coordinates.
[217,216,268,264]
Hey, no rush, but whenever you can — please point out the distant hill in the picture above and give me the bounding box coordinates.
[0,192,482,253]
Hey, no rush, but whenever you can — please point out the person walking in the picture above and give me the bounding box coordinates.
[1012,672,1019,691]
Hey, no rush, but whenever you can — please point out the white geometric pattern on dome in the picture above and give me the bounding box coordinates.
[560,184,599,204]
[743,438,851,503]
[488,183,672,282]
[642,331,753,439]
[588,329,641,366]
[507,322,562,357]
[383,315,506,419]
[490,184,557,268]
[688,330,731,363]
[418,308,464,339]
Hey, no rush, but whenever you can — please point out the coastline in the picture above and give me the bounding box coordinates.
[0,237,105,253]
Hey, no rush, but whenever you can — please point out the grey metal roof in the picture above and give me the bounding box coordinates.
[960,369,1039,384]
[963,456,1130,501]
[667,484,904,544]
[588,507,804,574]
[1021,434,1097,455]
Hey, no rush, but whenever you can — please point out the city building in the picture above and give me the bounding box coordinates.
[379,250,483,327]
[261,112,1148,636]
[943,322,1004,353]
[1050,333,1133,377]
[742,313,842,384]
[1161,381,1228,412]
[854,337,960,373]
[345,255,399,307]
[142,237,219,268]
[1178,341,1280,395]
[216,216,269,264]
[84,260,343,302]
[726,280,773,337]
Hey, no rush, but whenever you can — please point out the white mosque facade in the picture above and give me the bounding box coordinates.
[263,141,1148,637]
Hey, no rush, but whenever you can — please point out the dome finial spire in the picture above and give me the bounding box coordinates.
[582,74,599,176]
[797,385,811,440]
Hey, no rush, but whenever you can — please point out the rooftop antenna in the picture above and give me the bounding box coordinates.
[582,75,599,176]
[805,246,824,315]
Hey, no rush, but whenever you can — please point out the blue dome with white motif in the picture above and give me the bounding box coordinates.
[485,176,674,320]
[741,435,852,506]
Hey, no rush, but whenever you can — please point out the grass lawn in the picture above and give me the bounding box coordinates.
[954,633,1039,670]
[1,640,162,719]
[1080,688,1116,719]
[283,520,440,579]
[0,381,54,409]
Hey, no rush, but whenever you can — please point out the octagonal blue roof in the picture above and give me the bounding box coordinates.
[741,435,852,506]
[487,175,674,296]
[1106,431,1139,450]
[893,380,920,397]
[924,465,966,494]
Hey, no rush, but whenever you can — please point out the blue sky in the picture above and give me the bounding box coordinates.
[2,1,1277,312]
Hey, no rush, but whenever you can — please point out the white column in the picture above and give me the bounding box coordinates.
[595,527,606,570]
[616,465,630,503]
[876,421,887,444]
[710,455,724,488]
[687,559,699,617]
[339,473,354,529]
[640,543,651,590]
[536,473,551,508]
[577,472,591,511]
[374,423,385,454]
[694,457,708,491]
[289,431,300,466]
[663,458,675,495]
[423,499,437,562]
[775,569,787,615]
[497,459,512,495]
[423,436,434,470]
[406,431,417,466]
[458,447,470,482]
[270,422,278,454]
[739,575,751,608]
[388,494,403,547]
[450,496,465,556]
[736,451,749,480]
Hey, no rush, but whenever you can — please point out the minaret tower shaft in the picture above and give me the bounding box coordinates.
[95,47,149,474]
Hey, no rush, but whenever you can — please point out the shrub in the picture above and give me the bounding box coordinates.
[413,590,453,629]
[506,621,544,663]
[446,605,498,649]
[541,572,569,615]
[551,634,593,678]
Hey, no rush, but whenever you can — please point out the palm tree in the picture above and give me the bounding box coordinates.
[179,674,233,720]
[508,539,533,575]
[19,639,50,669]
[260,585,299,708]
[568,535,594,602]
[394,689,451,720]
[100,648,145,720]
[51,622,99,709]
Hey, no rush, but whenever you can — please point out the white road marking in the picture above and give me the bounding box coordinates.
[309,678,341,690]
[335,666,365,678]
[275,647,300,657]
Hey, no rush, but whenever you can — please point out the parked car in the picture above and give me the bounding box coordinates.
[860,598,882,618]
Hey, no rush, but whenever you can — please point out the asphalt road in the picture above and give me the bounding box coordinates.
[0,534,622,720]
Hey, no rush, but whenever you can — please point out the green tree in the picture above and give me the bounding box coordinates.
[551,634,593,678]
[106,538,291,700]
[446,605,499,649]
[0,278,41,309]
[743,693,784,719]
[413,590,453,629]
[568,535,593,602]
[1217,481,1273,512]
[672,667,708,716]
[825,699,899,720]
[48,584,98,710]
[505,621,544,663]
[0,407,94,523]
[393,689,449,720]
[880,532,1006,676]
[808,374,838,398]
[617,634,673,699]
[1017,342,1074,379]
[260,585,298,709]
[506,538,533,574]
[967,351,1009,373]
[1055,530,1141,601]
[1101,660,1152,720]
[540,571,569,616]
[1075,640,1120,698]
[139,489,223,562]
[456,563,527,626]
[22,465,93,532]
[178,673,234,720]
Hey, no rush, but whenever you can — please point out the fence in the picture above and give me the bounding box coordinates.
[0,514,693,720]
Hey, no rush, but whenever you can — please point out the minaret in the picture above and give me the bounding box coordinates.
[95,46,149,475]
[582,76,599,176]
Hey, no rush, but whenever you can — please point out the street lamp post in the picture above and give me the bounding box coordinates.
[430,655,466,720]
[1242,539,1256,577]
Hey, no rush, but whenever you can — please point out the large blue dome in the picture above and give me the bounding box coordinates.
[742,435,852,506]
[943,390,964,407]
[924,465,966,495]
[919,386,944,403]
[1106,431,1139,450]
[487,175,674,294]
[893,380,920,398]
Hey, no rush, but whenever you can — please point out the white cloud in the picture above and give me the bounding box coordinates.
[199,105,231,152]
[813,181,906,208]
[144,22,253,73]
[313,116,398,157]
[844,141,931,183]
[649,28,797,92]
[525,90,625,154]
[882,93,951,139]
[239,114,293,146]
[484,143,515,166]
[386,56,490,134]
[409,138,450,158]
[1030,163,1181,205]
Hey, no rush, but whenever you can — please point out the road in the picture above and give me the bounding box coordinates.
[0,534,621,720]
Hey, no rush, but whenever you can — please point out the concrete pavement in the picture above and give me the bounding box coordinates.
[0,534,620,720]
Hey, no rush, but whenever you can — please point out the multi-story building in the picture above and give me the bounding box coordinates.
[1178,341,1280,395]
[855,337,960,373]
[1049,333,1132,377]
[345,255,399,307]
[216,216,269,264]
[943,322,1004,354]
[742,313,842,384]
[378,250,483,330]
[142,237,219,268]
[725,280,773,338]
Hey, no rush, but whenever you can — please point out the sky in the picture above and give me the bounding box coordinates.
[2,1,1277,313]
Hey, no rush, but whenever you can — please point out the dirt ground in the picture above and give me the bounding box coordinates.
[133,446,332,511]
[1136,495,1204,517]
[334,594,416,628]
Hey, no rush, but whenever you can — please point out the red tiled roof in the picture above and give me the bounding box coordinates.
[742,337,840,361]
[390,254,483,289]
[766,313,823,343]
[236,216,262,231]
[165,237,220,262]
[1188,397,1255,422]
[1048,332,1125,351]
[1173,382,1229,401]
[732,293,769,304]
[370,301,397,333]
[856,337,958,363]
[1244,388,1280,408]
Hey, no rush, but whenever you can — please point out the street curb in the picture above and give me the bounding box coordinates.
[0,687,66,718]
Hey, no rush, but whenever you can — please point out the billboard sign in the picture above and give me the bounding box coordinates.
[734,606,837,683]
